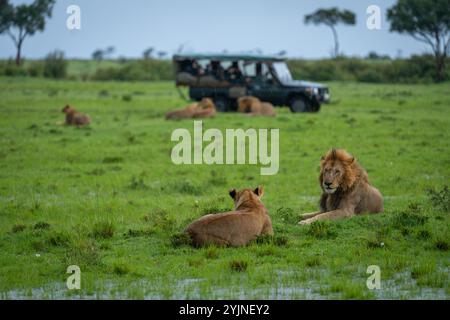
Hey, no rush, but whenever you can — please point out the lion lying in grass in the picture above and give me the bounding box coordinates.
[185,186,273,247]
[299,149,383,225]
[62,105,91,126]
[165,98,216,120]
[237,96,276,117]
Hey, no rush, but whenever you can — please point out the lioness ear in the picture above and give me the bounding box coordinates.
[254,186,264,198]
[348,156,355,164]
[229,189,237,199]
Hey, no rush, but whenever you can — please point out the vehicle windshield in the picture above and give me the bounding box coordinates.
[272,62,293,83]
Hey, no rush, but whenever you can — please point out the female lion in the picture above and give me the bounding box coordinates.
[185,186,273,247]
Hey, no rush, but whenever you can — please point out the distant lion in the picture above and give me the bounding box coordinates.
[185,186,274,247]
[192,98,216,119]
[299,149,383,225]
[237,96,276,117]
[62,105,91,126]
[165,98,216,120]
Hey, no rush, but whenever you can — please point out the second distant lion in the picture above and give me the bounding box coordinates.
[237,96,276,117]
[165,98,216,120]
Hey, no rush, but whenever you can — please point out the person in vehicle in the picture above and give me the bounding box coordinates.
[252,62,273,84]
[206,60,225,80]
[225,61,243,82]
[183,60,204,76]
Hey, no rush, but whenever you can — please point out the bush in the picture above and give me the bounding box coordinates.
[339,58,369,77]
[356,69,384,83]
[11,223,26,233]
[288,59,342,81]
[34,221,51,230]
[287,55,450,84]
[91,67,120,81]
[122,94,132,102]
[229,260,248,272]
[307,221,336,239]
[392,211,427,228]
[92,221,115,239]
[47,231,72,247]
[426,186,449,212]
[276,207,299,224]
[254,234,289,246]
[0,60,27,76]
[434,237,449,251]
[64,239,101,267]
[112,261,132,275]
[92,59,173,81]
[27,61,44,77]
[43,51,67,79]
[170,232,192,247]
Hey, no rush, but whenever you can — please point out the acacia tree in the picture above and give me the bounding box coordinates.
[92,46,115,62]
[0,0,55,65]
[304,8,356,58]
[143,47,154,59]
[105,46,115,57]
[387,0,450,82]
[157,51,167,59]
[92,49,104,62]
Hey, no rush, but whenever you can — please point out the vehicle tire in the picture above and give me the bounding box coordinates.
[213,96,228,112]
[310,101,321,113]
[289,96,310,113]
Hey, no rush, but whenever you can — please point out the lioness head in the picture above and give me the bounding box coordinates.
[62,105,74,114]
[320,149,357,194]
[237,96,260,113]
[229,186,264,209]
[198,98,215,110]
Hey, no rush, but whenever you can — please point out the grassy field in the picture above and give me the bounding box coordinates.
[0,77,448,299]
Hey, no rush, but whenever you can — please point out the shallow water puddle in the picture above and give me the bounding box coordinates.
[1,269,447,299]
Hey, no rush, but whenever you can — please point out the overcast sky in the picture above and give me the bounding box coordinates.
[0,0,430,60]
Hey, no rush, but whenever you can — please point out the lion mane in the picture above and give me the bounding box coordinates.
[237,96,276,117]
[300,148,383,225]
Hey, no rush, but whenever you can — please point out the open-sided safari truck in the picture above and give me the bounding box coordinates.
[173,53,330,112]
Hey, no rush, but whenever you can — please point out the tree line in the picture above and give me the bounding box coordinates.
[1,54,448,84]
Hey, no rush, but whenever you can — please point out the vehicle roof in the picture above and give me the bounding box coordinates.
[173,52,285,62]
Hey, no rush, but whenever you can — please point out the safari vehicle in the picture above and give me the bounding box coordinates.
[173,53,330,113]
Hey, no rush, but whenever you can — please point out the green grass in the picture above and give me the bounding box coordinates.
[0,77,449,299]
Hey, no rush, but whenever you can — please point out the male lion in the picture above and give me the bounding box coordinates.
[192,97,216,119]
[62,105,91,126]
[299,149,383,225]
[237,96,276,117]
[165,98,216,120]
[185,186,274,247]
